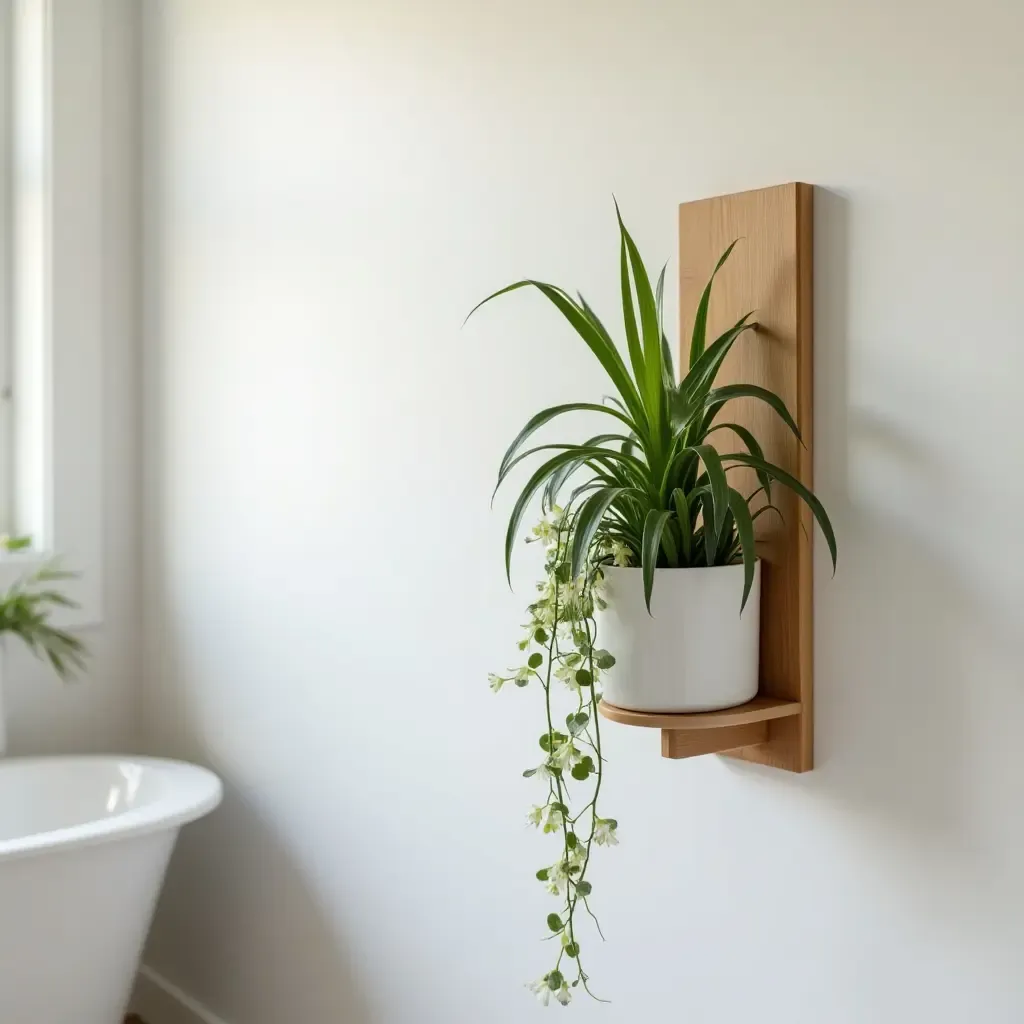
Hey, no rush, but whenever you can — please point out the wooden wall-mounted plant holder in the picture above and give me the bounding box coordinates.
[599,182,815,773]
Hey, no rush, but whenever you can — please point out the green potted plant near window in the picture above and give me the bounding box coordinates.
[470,207,836,1004]
[0,536,87,754]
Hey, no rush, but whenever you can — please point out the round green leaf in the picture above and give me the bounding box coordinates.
[566,711,589,735]
[527,652,543,669]
[576,880,592,896]
[534,628,548,644]
[595,650,616,669]
[536,868,549,881]
[571,762,590,781]
[546,914,563,933]
[566,833,578,849]
[547,970,564,990]
[575,669,593,687]
[565,942,580,959]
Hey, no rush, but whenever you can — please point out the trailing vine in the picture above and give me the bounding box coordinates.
[489,507,628,1006]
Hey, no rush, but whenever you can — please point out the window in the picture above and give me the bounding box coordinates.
[0,0,106,627]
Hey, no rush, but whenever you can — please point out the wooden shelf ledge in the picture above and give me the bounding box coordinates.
[599,697,801,730]
[599,697,802,761]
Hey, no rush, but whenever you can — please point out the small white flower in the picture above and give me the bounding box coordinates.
[528,971,569,1006]
[593,818,619,847]
[527,977,553,1006]
[554,661,580,692]
[567,841,587,870]
[550,740,581,772]
[488,672,504,693]
[541,805,564,833]
[532,761,554,783]
[526,805,544,828]
[514,665,531,685]
[611,540,633,567]
[530,519,558,546]
[545,859,569,894]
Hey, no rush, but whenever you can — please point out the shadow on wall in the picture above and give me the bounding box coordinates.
[146,775,374,1023]
[730,186,1024,904]
[809,186,974,841]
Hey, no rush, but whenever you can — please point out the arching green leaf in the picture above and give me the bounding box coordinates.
[724,453,837,571]
[688,239,739,369]
[570,487,636,580]
[641,509,672,612]
[727,488,757,612]
[498,402,636,480]
[704,384,802,443]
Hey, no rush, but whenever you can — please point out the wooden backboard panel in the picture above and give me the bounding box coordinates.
[678,183,814,772]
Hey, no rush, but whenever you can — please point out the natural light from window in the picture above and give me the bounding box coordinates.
[11,0,47,542]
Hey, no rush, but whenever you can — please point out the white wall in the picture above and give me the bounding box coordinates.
[139,1,1024,1022]
[4,0,140,757]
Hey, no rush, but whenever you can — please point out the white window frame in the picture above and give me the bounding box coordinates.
[0,0,106,629]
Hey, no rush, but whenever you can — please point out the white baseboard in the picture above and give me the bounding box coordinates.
[130,965,231,1024]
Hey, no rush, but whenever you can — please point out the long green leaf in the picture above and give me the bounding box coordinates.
[671,487,692,563]
[641,509,672,613]
[570,487,635,579]
[467,279,646,426]
[616,205,664,443]
[618,234,645,398]
[655,263,666,337]
[669,386,704,439]
[688,239,738,369]
[723,453,838,570]
[498,402,636,480]
[706,422,772,499]
[656,262,676,390]
[727,488,757,612]
[704,384,802,442]
[497,432,648,490]
[544,457,587,511]
[680,313,757,404]
[659,518,680,566]
[690,444,729,538]
[504,449,607,584]
[661,334,675,390]
[577,294,651,450]
[751,502,785,525]
[542,427,640,509]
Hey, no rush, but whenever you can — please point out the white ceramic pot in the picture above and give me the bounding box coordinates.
[598,562,761,713]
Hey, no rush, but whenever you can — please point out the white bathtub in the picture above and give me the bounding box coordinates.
[0,756,222,1024]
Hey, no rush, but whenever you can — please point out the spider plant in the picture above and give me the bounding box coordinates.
[470,206,836,611]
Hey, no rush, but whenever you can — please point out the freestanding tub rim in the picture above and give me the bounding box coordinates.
[0,755,223,863]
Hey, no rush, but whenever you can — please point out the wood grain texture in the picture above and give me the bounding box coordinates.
[661,722,767,759]
[678,183,814,772]
[599,696,800,730]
